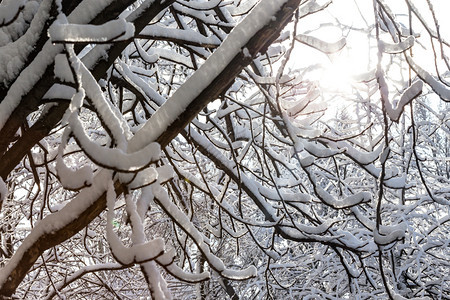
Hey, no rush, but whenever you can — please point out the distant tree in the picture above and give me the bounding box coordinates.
[0,0,449,299]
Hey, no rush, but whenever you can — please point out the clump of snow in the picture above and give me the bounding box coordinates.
[406,55,450,101]
[139,24,220,47]
[283,111,323,138]
[134,39,158,64]
[227,0,258,16]
[298,0,332,17]
[378,65,423,122]
[242,47,251,58]
[49,18,135,43]
[43,84,76,100]
[316,186,371,209]
[74,51,132,147]
[295,34,346,54]
[114,60,164,105]
[300,155,315,167]
[106,181,165,265]
[283,88,320,117]
[56,154,94,190]
[176,0,222,11]
[55,121,94,190]
[379,145,390,164]
[373,223,406,245]
[379,36,415,53]
[119,167,158,189]
[391,81,423,121]
[163,261,210,283]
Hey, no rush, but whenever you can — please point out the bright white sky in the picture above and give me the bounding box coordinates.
[291,0,450,95]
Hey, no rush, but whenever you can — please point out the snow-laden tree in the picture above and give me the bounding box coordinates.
[0,0,449,299]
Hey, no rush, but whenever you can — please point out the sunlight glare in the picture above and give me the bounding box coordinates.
[319,53,353,93]
[318,33,372,94]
